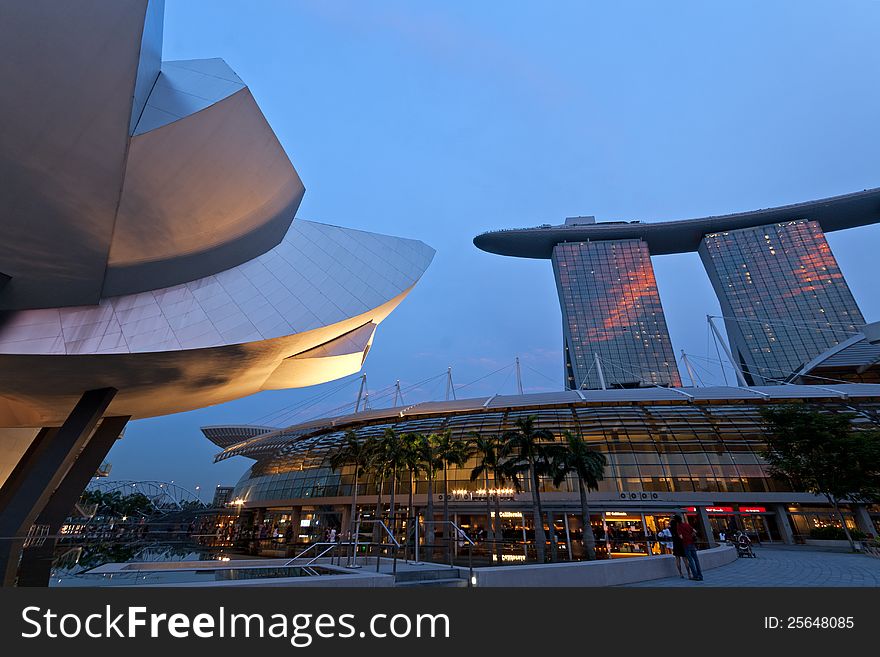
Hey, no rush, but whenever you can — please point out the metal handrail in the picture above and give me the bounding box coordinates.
[418,520,475,542]
[282,541,335,566]
[303,543,339,567]
[414,520,475,561]
[414,520,474,587]
[356,519,401,574]
[356,519,400,547]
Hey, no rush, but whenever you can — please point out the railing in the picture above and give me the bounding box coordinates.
[295,516,477,585]
[414,520,474,587]
[862,541,880,559]
[23,524,50,548]
[283,542,338,571]
[277,528,402,577]
[354,518,401,574]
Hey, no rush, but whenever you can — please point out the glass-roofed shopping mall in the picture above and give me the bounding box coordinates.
[203,385,880,561]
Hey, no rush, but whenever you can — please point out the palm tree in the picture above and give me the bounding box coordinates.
[382,429,404,532]
[434,430,470,557]
[328,430,372,540]
[417,433,443,555]
[400,433,419,523]
[378,428,405,540]
[502,415,555,563]
[400,432,425,552]
[366,439,390,546]
[489,444,518,564]
[497,452,531,562]
[468,434,503,561]
[550,431,607,560]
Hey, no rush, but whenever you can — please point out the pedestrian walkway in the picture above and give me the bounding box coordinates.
[623,547,880,587]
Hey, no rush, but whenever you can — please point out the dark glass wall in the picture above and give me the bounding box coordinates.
[699,220,864,384]
[551,239,680,389]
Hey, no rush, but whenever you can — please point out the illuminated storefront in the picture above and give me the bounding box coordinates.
[207,385,880,559]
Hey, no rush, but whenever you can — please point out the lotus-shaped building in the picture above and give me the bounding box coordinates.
[0,0,433,585]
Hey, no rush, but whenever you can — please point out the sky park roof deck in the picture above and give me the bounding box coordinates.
[473,186,880,258]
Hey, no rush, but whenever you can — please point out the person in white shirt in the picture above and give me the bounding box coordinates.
[658,524,674,554]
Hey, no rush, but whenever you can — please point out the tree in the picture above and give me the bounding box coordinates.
[549,431,607,560]
[400,432,426,551]
[434,430,470,558]
[365,438,390,546]
[502,415,556,563]
[488,444,517,564]
[379,428,405,540]
[329,431,373,540]
[79,489,153,518]
[468,434,502,559]
[760,405,880,551]
[120,492,154,517]
[417,433,443,555]
[362,429,404,545]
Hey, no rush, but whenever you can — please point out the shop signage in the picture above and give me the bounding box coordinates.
[445,488,517,501]
[684,506,766,514]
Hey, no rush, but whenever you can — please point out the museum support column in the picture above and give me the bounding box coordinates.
[852,504,877,538]
[695,506,717,548]
[0,388,117,586]
[16,415,129,587]
[773,504,795,544]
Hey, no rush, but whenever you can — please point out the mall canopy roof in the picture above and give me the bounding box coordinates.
[789,321,880,383]
[473,187,880,258]
[211,383,880,462]
[201,425,278,449]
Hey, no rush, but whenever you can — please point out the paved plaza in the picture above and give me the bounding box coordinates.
[623,547,880,587]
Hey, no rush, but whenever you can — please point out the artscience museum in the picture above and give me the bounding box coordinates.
[0,0,433,585]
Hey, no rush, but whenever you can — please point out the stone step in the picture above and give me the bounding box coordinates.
[394,568,460,583]
[395,578,468,588]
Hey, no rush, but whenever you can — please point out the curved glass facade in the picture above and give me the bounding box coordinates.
[232,398,880,505]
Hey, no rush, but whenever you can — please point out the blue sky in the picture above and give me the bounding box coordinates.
[106,0,880,498]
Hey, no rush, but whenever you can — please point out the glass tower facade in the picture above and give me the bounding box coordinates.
[551,239,681,389]
[699,220,865,384]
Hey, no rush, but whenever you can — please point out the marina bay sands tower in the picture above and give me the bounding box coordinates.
[474,189,879,389]
[549,227,680,390]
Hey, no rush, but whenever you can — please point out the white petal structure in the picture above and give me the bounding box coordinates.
[0,0,434,430]
[0,1,433,585]
[0,0,302,309]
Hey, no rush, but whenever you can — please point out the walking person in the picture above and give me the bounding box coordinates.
[658,522,674,555]
[668,517,691,578]
[674,514,703,581]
